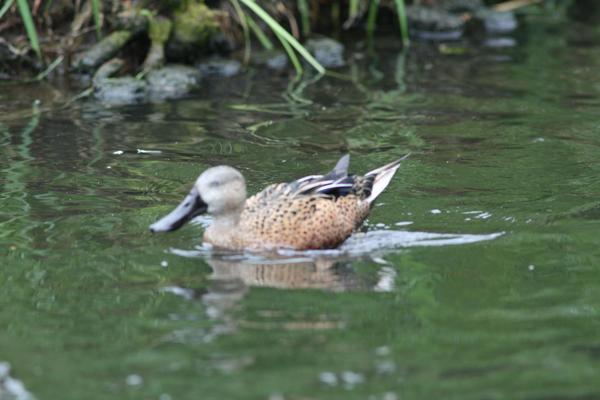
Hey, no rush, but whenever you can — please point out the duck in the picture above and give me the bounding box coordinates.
[149,153,409,250]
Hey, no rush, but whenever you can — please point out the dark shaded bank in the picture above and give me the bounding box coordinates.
[0,0,597,105]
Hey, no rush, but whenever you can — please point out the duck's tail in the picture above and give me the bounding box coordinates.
[365,153,410,204]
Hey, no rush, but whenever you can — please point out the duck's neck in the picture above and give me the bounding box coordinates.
[212,210,242,228]
[203,207,244,248]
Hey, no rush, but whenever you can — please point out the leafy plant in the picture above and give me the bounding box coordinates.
[1,0,104,62]
[237,0,325,74]
[229,0,411,75]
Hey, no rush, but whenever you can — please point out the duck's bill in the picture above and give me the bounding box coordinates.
[149,187,208,233]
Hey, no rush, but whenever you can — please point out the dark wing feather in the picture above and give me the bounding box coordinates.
[287,154,351,195]
[291,154,376,200]
[251,154,374,202]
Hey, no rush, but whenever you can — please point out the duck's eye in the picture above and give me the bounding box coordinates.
[208,180,222,188]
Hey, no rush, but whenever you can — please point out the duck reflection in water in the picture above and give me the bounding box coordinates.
[187,254,396,337]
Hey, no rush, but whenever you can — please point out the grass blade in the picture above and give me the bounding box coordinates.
[297,0,310,36]
[366,0,380,39]
[91,0,102,39]
[331,0,340,30]
[275,31,302,74]
[393,0,409,47]
[239,0,325,74]
[34,55,64,81]
[246,15,274,50]
[0,0,15,20]
[16,0,41,60]
[349,0,359,18]
[230,0,251,63]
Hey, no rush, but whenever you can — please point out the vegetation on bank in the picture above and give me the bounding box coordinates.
[0,0,583,81]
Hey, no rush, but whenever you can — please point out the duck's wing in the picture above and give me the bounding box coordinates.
[246,153,408,206]
[290,154,351,195]
[296,153,410,203]
[243,155,349,211]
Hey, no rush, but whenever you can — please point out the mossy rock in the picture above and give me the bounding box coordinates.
[146,65,201,100]
[72,31,133,71]
[167,1,219,61]
[94,77,148,105]
[149,15,173,44]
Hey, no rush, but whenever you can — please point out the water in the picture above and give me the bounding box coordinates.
[2,11,600,400]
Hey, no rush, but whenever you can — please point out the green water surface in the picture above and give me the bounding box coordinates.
[2,11,600,400]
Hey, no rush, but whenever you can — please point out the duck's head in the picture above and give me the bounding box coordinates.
[149,166,246,233]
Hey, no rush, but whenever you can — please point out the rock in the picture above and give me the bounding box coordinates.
[197,58,241,77]
[72,30,133,71]
[146,65,201,100]
[305,37,345,69]
[440,0,485,13]
[94,77,148,105]
[406,5,465,39]
[92,58,147,105]
[251,50,288,71]
[266,53,288,70]
[115,9,149,35]
[167,1,219,62]
[92,65,201,105]
[475,10,518,34]
[93,58,125,83]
